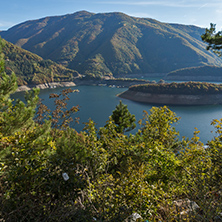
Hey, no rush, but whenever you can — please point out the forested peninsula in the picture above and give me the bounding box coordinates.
[118,82,222,105]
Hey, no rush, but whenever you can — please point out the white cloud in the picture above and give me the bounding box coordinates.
[98,0,222,8]
[197,3,208,10]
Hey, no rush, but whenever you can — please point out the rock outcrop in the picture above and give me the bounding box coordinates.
[16,82,76,92]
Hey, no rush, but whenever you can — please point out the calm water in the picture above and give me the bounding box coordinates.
[13,85,222,144]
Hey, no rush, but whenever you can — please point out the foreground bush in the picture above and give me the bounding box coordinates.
[0,38,222,221]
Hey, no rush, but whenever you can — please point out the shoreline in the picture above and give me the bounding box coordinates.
[165,75,222,82]
[16,82,76,92]
[15,78,152,92]
[118,90,222,105]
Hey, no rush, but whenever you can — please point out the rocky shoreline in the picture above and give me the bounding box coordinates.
[16,82,77,92]
[118,90,222,105]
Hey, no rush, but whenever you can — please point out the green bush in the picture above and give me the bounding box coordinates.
[1,37,222,221]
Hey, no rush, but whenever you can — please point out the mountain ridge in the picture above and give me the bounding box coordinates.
[1,11,222,77]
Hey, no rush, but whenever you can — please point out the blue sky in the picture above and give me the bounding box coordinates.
[1,0,222,31]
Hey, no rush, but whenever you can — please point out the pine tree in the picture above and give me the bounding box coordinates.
[0,37,41,136]
[0,37,53,221]
[201,23,222,56]
[111,100,136,133]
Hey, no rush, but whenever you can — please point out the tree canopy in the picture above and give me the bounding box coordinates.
[129,81,222,95]
[0,37,222,221]
[201,23,222,56]
[110,100,136,133]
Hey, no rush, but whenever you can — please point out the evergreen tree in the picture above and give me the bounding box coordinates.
[111,100,136,133]
[201,23,222,56]
[0,37,41,136]
[0,37,53,221]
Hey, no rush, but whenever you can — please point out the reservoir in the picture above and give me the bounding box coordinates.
[13,85,222,144]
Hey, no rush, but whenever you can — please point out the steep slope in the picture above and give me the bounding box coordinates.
[2,39,79,85]
[1,11,222,77]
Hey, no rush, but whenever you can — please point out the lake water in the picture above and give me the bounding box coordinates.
[12,84,222,144]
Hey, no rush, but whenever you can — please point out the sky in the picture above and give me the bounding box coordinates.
[1,0,222,31]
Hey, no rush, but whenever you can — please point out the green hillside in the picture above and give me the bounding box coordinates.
[1,39,79,85]
[166,65,222,81]
[1,11,222,77]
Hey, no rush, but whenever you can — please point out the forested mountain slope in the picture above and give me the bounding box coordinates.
[1,11,222,77]
[1,39,79,85]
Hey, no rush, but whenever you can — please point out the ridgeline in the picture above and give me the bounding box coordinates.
[1,11,222,78]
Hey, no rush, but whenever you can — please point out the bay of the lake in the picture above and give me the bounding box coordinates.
[12,85,222,144]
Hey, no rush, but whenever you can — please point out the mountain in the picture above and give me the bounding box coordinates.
[1,11,222,77]
[165,65,222,81]
[1,39,79,85]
